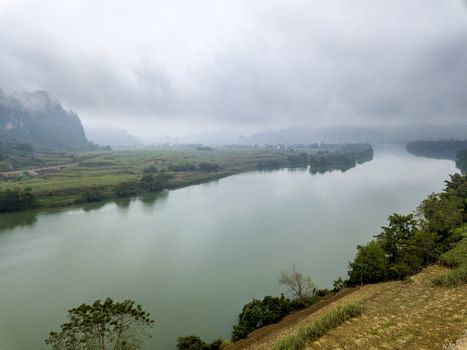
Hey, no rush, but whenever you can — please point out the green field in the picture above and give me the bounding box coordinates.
[0,145,373,210]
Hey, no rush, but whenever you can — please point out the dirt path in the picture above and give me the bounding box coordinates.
[225,287,360,350]
[0,163,78,176]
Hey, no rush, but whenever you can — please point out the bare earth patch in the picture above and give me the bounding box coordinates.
[234,265,466,350]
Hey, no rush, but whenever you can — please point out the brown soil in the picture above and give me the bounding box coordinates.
[228,265,467,350]
[226,288,360,350]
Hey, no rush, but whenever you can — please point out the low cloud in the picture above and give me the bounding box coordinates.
[0,0,466,138]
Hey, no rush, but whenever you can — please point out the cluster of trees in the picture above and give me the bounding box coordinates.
[176,336,230,350]
[348,173,466,284]
[167,162,222,173]
[257,144,373,171]
[167,163,198,172]
[0,186,37,212]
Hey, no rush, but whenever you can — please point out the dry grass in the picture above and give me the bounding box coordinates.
[241,265,467,350]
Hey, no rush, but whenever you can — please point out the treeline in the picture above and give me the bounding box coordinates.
[347,173,466,284]
[406,140,467,160]
[167,161,222,172]
[258,143,373,170]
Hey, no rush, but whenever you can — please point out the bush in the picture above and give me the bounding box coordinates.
[113,181,139,197]
[272,304,364,350]
[432,226,467,287]
[79,187,108,203]
[176,336,229,350]
[198,162,221,172]
[140,172,172,192]
[143,165,158,174]
[177,335,207,350]
[0,186,37,212]
[232,295,292,341]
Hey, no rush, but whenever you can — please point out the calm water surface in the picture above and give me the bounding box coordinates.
[0,146,459,349]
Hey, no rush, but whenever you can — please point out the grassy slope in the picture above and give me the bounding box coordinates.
[234,226,467,350]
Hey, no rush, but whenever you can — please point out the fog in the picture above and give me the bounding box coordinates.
[1,0,466,142]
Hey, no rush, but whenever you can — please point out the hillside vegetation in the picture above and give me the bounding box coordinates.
[219,174,467,350]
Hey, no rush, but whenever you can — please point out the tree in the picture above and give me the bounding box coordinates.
[232,295,291,341]
[417,193,463,238]
[140,172,172,192]
[278,265,316,300]
[348,240,387,284]
[332,277,344,292]
[45,298,154,350]
[176,335,207,350]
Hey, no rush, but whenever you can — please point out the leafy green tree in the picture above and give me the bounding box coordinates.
[45,298,154,350]
[232,295,291,341]
[278,265,317,300]
[332,277,344,292]
[417,193,463,238]
[140,172,172,192]
[348,240,387,284]
[375,213,419,264]
[176,335,207,350]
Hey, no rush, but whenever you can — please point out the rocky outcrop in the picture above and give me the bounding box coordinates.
[0,90,98,151]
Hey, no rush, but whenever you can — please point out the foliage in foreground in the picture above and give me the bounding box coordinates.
[176,335,231,350]
[432,224,467,287]
[348,174,467,284]
[45,298,154,350]
[272,304,364,350]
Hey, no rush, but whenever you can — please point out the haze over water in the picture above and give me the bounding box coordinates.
[0,145,459,349]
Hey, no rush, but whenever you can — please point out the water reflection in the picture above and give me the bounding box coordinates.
[0,210,38,232]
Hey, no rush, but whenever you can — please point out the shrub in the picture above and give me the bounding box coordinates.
[113,181,139,198]
[0,186,37,212]
[273,304,363,350]
[198,162,221,172]
[232,295,292,341]
[177,335,207,350]
[432,226,467,287]
[80,187,107,203]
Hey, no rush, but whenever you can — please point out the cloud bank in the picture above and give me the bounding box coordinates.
[0,0,466,139]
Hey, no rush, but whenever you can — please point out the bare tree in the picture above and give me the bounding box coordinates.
[278,265,316,300]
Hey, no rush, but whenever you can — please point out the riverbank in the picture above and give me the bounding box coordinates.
[0,144,373,212]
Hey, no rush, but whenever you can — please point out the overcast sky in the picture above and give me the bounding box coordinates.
[0,0,466,140]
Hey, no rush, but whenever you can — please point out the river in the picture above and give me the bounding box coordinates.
[0,145,459,349]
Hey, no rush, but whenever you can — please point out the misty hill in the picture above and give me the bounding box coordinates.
[238,125,467,145]
[406,140,467,160]
[0,90,97,151]
[85,127,142,148]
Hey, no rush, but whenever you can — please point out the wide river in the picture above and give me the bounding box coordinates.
[0,145,460,349]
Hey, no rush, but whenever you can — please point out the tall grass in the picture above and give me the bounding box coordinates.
[432,225,467,287]
[272,304,363,350]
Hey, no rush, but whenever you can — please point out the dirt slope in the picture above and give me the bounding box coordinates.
[232,265,467,350]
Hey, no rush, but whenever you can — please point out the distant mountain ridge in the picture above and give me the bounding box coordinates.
[0,90,97,151]
[85,127,142,148]
[238,125,467,145]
